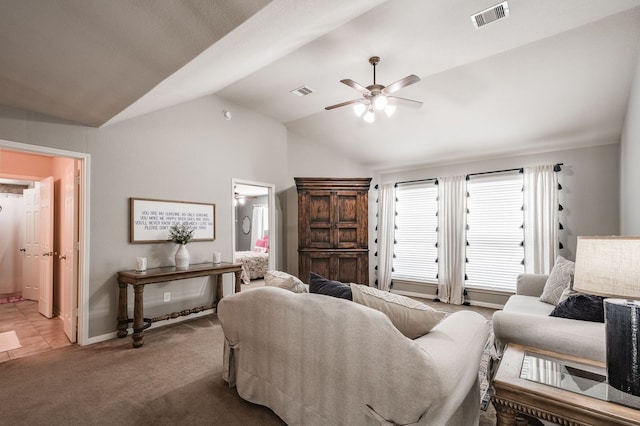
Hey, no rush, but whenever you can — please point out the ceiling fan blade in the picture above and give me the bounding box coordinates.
[341,79,370,94]
[325,98,365,110]
[382,74,420,95]
[387,96,423,108]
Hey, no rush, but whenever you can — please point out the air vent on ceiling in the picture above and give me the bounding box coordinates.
[290,85,315,96]
[471,1,509,29]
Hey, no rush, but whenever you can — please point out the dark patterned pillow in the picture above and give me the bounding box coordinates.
[309,272,352,300]
[549,294,605,323]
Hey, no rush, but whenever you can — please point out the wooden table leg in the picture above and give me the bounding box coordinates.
[132,284,145,348]
[493,398,518,426]
[117,280,128,338]
[234,270,242,293]
[214,274,222,304]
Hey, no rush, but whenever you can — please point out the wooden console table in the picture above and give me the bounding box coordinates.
[492,344,640,425]
[117,262,242,348]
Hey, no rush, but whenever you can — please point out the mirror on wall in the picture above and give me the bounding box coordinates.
[241,216,251,235]
[232,180,276,287]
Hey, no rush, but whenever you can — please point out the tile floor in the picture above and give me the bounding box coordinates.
[0,300,71,363]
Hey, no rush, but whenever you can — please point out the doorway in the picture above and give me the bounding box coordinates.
[0,139,90,349]
[231,179,277,289]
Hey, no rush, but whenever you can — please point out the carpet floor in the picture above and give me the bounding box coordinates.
[1,312,500,425]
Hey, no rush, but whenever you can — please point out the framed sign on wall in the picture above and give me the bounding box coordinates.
[129,197,215,244]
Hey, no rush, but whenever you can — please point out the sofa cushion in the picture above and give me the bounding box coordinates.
[549,294,605,323]
[309,272,352,300]
[504,295,556,316]
[265,270,307,293]
[350,284,446,339]
[540,256,574,305]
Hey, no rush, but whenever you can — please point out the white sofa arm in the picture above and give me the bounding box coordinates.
[516,274,548,296]
[492,310,606,362]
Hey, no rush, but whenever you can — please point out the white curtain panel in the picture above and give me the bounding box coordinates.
[437,176,467,305]
[250,205,268,249]
[523,165,558,274]
[376,184,396,291]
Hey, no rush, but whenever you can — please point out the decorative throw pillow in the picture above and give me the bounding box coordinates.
[549,294,605,323]
[264,270,307,293]
[350,284,446,339]
[308,272,352,300]
[540,256,575,305]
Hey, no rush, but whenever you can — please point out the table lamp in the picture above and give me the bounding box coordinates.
[573,236,640,397]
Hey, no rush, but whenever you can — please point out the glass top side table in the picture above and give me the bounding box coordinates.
[492,344,640,426]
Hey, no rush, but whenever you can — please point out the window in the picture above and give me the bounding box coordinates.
[465,173,524,292]
[392,182,438,283]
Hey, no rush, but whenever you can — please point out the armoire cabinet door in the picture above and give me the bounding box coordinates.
[299,190,368,249]
[300,191,332,249]
[299,251,369,284]
[333,190,367,249]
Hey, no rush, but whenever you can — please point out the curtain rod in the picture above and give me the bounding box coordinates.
[390,163,564,187]
[394,177,438,187]
[466,167,522,179]
[466,163,564,180]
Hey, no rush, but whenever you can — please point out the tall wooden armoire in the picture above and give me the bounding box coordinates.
[295,177,371,284]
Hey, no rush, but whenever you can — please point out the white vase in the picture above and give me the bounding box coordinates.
[175,244,190,268]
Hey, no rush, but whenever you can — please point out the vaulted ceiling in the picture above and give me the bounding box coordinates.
[2,0,640,170]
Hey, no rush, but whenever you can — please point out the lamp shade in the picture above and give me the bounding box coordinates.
[573,236,640,299]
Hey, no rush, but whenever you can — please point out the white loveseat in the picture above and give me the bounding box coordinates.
[218,286,490,426]
[492,273,606,362]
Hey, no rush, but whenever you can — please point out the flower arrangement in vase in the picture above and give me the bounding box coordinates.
[168,222,194,268]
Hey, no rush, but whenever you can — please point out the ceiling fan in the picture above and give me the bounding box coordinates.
[325,56,422,122]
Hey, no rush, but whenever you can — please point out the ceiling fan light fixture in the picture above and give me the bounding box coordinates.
[373,94,388,110]
[384,104,397,117]
[325,56,422,121]
[363,108,375,123]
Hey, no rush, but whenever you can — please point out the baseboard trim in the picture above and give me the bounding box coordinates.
[84,308,216,346]
[392,289,504,310]
[391,289,437,300]
[466,300,504,310]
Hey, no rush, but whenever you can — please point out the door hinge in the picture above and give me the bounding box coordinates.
[73,241,80,251]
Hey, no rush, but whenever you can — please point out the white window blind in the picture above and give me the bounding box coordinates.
[392,182,438,283]
[466,173,524,292]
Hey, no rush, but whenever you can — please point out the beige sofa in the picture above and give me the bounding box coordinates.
[218,286,490,426]
[492,273,606,362]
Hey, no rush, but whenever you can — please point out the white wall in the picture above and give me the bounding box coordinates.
[0,95,288,338]
[620,47,640,235]
[285,131,375,281]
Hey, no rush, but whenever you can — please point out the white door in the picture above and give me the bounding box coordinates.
[61,164,78,342]
[38,176,54,318]
[22,187,40,301]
